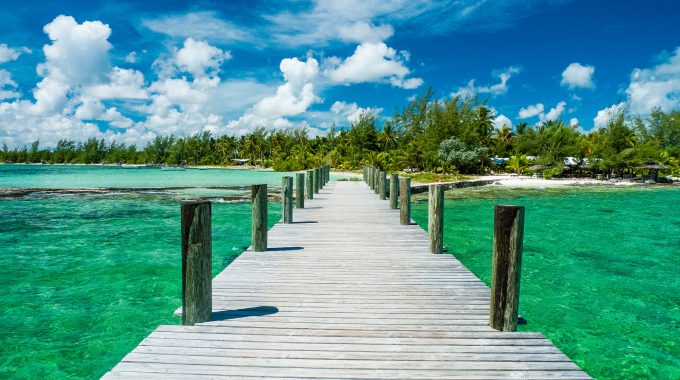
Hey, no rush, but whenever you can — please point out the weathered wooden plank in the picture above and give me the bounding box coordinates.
[106,180,588,379]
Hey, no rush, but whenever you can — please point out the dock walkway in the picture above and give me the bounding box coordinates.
[105,180,589,379]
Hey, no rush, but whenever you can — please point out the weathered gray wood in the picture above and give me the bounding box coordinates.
[399,177,411,225]
[306,170,313,199]
[109,181,587,379]
[369,167,374,189]
[313,168,320,193]
[379,171,387,200]
[374,169,379,194]
[389,173,399,209]
[181,201,212,326]
[295,173,304,208]
[251,184,267,252]
[428,184,444,254]
[490,205,525,332]
[282,176,293,224]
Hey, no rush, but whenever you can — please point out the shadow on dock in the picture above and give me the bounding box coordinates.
[211,306,279,321]
[267,246,304,251]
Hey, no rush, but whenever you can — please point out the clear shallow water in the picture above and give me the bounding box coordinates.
[412,186,680,379]
[0,169,283,378]
[2,165,678,380]
[0,164,296,188]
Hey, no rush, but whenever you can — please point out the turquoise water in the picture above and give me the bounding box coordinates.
[0,164,296,188]
[2,165,679,379]
[412,186,680,379]
[0,168,283,378]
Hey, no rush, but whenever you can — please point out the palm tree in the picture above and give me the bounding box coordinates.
[378,121,398,151]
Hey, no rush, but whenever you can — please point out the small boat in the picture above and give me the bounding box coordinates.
[121,164,145,169]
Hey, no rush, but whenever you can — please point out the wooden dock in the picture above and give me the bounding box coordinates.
[104,180,589,379]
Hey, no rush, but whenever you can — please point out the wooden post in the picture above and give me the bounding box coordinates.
[369,167,374,189]
[295,173,304,208]
[389,174,399,209]
[282,176,293,224]
[374,170,380,194]
[363,167,367,182]
[251,184,267,252]
[313,168,320,193]
[306,170,314,199]
[326,166,330,184]
[428,184,444,254]
[379,171,387,200]
[489,205,525,332]
[399,177,411,225]
[181,201,212,326]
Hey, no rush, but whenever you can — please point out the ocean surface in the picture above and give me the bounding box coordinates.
[411,186,680,379]
[1,165,678,379]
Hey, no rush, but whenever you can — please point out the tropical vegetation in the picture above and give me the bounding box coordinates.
[2,89,679,178]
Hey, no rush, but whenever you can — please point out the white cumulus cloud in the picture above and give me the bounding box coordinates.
[325,42,422,89]
[561,63,595,89]
[0,44,31,64]
[330,100,382,123]
[227,57,321,133]
[541,101,566,122]
[518,103,544,119]
[174,38,231,78]
[593,102,625,129]
[625,47,680,114]
[493,114,512,129]
[453,66,521,98]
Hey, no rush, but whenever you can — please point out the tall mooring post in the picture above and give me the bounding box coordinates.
[379,171,387,200]
[428,184,444,254]
[306,170,314,199]
[399,177,411,225]
[282,176,293,224]
[181,201,212,326]
[295,172,305,208]
[489,205,525,332]
[389,174,399,209]
[251,184,267,252]
[313,168,320,193]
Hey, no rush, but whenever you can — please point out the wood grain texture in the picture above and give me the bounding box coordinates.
[282,176,293,224]
[181,201,212,326]
[490,205,525,332]
[251,184,267,252]
[389,174,399,209]
[313,168,320,194]
[399,177,411,225]
[295,173,304,209]
[306,170,313,200]
[107,182,587,379]
[379,171,387,200]
[428,184,444,254]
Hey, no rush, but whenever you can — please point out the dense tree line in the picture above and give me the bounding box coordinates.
[2,89,679,177]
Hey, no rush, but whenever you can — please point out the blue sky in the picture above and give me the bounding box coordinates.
[0,0,679,147]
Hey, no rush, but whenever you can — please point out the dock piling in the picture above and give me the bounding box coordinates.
[306,170,314,199]
[428,184,444,254]
[399,177,411,225]
[389,174,399,209]
[282,176,293,224]
[379,171,387,200]
[295,173,304,208]
[251,184,267,252]
[489,205,525,332]
[181,201,212,326]
[314,168,320,193]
